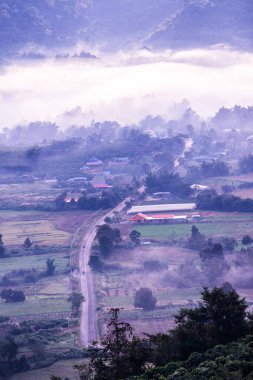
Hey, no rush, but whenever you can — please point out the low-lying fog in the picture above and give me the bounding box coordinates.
[1,47,253,128]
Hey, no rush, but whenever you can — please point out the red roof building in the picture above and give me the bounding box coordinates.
[130,213,148,222]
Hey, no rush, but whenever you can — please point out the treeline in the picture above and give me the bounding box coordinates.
[187,160,230,181]
[196,189,253,212]
[239,154,253,174]
[53,287,253,380]
[145,171,192,197]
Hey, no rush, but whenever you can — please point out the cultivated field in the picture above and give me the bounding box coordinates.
[0,210,90,322]
[95,245,201,337]
[0,209,96,245]
[0,181,61,208]
[133,213,253,241]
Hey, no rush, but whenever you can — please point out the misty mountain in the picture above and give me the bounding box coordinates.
[0,0,90,56]
[85,0,183,51]
[1,0,253,57]
[146,0,253,50]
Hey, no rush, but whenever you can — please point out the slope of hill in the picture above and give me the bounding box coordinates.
[146,0,253,50]
[1,0,253,56]
[0,0,90,55]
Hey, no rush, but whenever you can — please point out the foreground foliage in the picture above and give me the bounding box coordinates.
[52,287,253,380]
[132,335,253,379]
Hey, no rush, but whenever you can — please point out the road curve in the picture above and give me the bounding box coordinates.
[79,137,192,346]
[79,197,131,347]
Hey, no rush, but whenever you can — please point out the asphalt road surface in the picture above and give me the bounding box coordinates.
[79,197,131,346]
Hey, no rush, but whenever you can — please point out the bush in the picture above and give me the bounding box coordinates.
[1,289,25,303]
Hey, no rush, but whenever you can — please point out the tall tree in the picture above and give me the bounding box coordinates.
[68,293,85,316]
[0,234,5,257]
[23,237,33,249]
[45,258,56,276]
[129,230,141,245]
[74,308,149,380]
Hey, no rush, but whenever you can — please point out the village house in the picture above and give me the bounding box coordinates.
[86,158,103,166]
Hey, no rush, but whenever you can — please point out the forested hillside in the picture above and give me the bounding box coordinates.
[2,0,253,56]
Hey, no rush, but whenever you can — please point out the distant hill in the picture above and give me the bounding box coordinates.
[0,0,90,55]
[1,0,253,56]
[146,0,253,50]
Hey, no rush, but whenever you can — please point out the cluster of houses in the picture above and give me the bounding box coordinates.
[64,157,130,203]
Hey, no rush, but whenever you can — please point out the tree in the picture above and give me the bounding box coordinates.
[74,308,149,380]
[200,243,224,261]
[134,288,156,310]
[55,192,67,210]
[171,287,248,359]
[0,234,5,257]
[96,224,118,256]
[0,336,18,362]
[26,146,41,162]
[68,293,85,316]
[188,225,206,250]
[1,289,25,303]
[191,225,201,239]
[242,235,253,245]
[46,258,56,276]
[129,230,141,245]
[23,237,33,249]
[104,216,112,224]
[89,255,103,272]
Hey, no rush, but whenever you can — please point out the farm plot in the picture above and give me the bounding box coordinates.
[134,215,253,240]
[0,253,69,277]
[0,210,97,245]
[0,219,70,245]
[0,295,70,318]
[0,275,71,320]
[0,181,60,208]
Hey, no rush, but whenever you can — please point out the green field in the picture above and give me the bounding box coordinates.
[0,253,69,277]
[0,295,70,317]
[135,218,253,239]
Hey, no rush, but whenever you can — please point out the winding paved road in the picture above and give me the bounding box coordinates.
[79,197,131,346]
